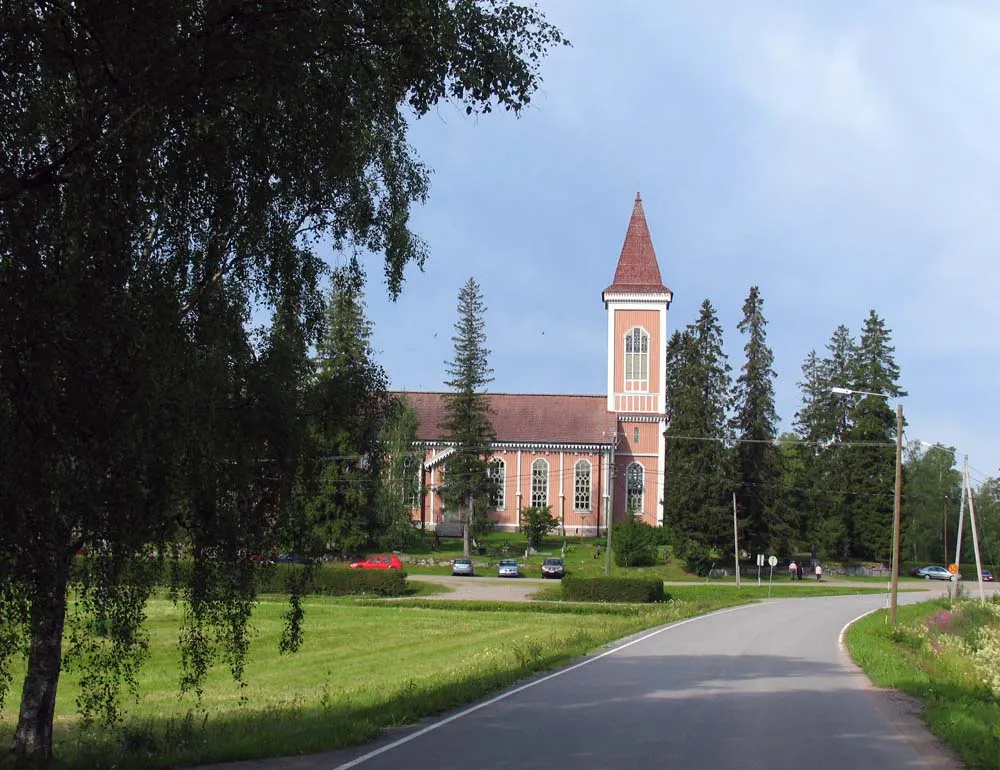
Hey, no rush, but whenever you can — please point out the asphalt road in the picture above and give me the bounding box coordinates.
[213,585,986,770]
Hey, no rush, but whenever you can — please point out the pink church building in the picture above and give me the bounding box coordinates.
[402,195,672,534]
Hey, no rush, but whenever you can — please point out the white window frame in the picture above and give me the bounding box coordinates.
[489,458,506,510]
[626,462,644,514]
[531,458,549,508]
[573,459,592,512]
[624,327,650,391]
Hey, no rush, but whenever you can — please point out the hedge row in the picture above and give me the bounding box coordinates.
[258,564,408,596]
[561,576,667,603]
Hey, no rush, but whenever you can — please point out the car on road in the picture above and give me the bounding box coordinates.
[276,552,311,564]
[979,569,995,582]
[540,557,565,579]
[497,558,520,578]
[451,558,475,577]
[914,565,959,581]
[350,554,404,570]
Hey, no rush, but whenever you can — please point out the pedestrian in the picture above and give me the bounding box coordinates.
[594,544,601,559]
[815,563,823,581]
[789,560,798,581]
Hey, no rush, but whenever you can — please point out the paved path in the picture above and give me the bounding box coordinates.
[203,583,997,770]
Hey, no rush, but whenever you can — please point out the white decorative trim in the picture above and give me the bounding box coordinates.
[423,446,456,470]
[615,414,661,423]
[657,417,667,526]
[606,307,615,411]
[603,292,673,306]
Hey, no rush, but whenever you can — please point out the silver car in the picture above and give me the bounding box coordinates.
[451,558,474,577]
[497,558,520,578]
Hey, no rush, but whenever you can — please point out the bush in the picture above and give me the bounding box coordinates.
[521,505,560,549]
[562,576,666,603]
[611,516,658,567]
[684,551,715,577]
[258,564,408,596]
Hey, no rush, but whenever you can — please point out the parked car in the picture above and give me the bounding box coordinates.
[497,558,520,578]
[540,557,565,579]
[276,552,311,564]
[451,558,475,577]
[980,569,995,582]
[914,565,959,581]
[350,554,404,570]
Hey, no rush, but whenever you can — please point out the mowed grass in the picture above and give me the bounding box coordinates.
[844,597,1000,770]
[1,591,745,770]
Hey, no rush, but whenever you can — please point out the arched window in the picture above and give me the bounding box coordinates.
[574,459,592,511]
[489,458,506,510]
[624,327,649,390]
[626,462,644,514]
[402,455,420,508]
[531,458,549,508]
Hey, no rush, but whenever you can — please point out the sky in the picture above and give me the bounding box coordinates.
[349,0,1000,482]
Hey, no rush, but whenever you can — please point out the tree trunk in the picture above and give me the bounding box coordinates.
[12,565,70,763]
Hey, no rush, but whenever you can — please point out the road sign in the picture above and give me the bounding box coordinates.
[757,554,764,567]
[768,555,778,567]
[948,563,959,574]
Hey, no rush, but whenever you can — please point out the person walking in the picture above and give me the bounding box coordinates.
[789,560,798,581]
[815,563,823,581]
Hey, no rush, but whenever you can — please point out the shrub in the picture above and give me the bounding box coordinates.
[611,516,658,567]
[562,576,666,603]
[684,551,715,577]
[521,505,560,549]
[258,564,408,596]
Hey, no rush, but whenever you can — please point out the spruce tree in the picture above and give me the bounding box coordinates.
[663,300,732,567]
[299,262,391,556]
[731,287,788,554]
[843,311,906,559]
[442,278,496,558]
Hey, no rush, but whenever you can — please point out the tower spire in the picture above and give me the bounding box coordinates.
[603,194,669,296]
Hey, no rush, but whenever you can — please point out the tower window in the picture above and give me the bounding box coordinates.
[574,459,592,511]
[633,427,640,443]
[624,327,649,390]
[626,462,644,514]
[531,458,549,508]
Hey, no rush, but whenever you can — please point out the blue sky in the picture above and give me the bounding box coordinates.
[351,1,1000,481]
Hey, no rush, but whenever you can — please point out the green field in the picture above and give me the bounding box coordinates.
[0,591,749,770]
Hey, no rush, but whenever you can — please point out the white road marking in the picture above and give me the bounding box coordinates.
[330,603,757,770]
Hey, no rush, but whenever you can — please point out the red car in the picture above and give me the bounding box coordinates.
[349,554,403,570]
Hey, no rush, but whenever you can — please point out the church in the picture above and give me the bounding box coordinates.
[402,195,672,534]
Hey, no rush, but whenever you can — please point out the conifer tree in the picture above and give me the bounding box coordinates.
[843,311,906,559]
[299,262,391,556]
[731,287,788,554]
[442,278,496,558]
[663,300,732,567]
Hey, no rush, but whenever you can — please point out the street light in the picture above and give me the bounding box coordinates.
[831,386,903,624]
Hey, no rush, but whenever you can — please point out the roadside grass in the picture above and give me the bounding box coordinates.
[530,583,891,602]
[844,596,1000,770]
[2,590,751,770]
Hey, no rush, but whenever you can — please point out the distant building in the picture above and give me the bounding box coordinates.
[402,195,672,534]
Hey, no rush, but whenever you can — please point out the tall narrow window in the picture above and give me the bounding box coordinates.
[626,462,644,514]
[632,427,640,443]
[531,458,549,508]
[403,456,420,508]
[574,460,592,511]
[624,327,649,390]
[489,458,506,510]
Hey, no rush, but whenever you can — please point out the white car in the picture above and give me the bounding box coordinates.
[915,565,960,581]
[497,559,520,578]
[451,558,474,577]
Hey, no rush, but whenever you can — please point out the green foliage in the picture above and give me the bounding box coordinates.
[684,551,717,578]
[521,505,559,549]
[902,442,962,564]
[441,278,497,554]
[611,515,659,567]
[374,401,422,552]
[664,301,733,557]
[259,565,407,597]
[561,576,666,603]
[0,1,566,759]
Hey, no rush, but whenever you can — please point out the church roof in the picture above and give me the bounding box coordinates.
[603,193,670,296]
[399,392,615,446]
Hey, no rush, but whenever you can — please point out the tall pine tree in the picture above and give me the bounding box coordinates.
[731,287,788,554]
[442,278,496,558]
[663,300,732,569]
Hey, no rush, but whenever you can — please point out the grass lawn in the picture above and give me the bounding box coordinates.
[2,590,753,770]
[844,596,1000,770]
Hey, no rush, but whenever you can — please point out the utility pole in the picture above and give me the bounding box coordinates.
[965,456,987,604]
[889,403,902,625]
[605,435,617,577]
[732,492,741,588]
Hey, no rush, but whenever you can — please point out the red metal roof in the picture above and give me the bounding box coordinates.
[603,194,670,295]
[398,392,615,446]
